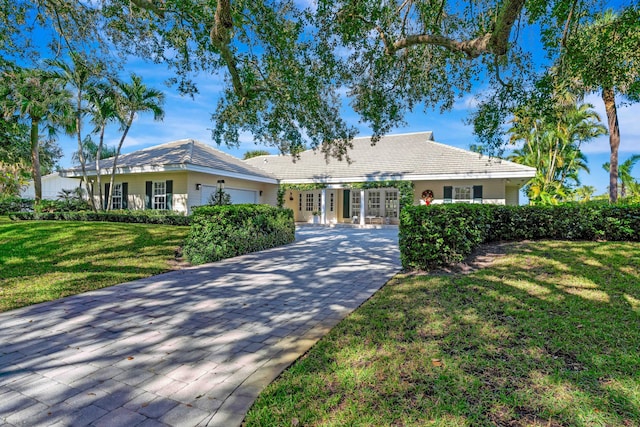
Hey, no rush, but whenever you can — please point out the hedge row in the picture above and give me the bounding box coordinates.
[399,203,640,270]
[0,197,91,214]
[184,204,295,265]
[9,210,191,225]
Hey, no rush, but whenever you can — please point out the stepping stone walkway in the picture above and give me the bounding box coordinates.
[0,226,400,426]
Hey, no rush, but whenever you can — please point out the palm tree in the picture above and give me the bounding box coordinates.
[85,81,119,209]
[72,136,117,164]
[49,53,104,210]
[574,185,597,202]
[1,68,71,202]
[603,154,640,199]
[563,8,640,202]
[106,73,164,210]
[508,102,605,204]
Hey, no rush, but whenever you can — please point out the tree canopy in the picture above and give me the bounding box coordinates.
[4,0,624,151]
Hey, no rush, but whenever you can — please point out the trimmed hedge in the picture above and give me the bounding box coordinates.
[9,210,191,225]
[400,203,640,270]
[184,204,295,265]
[0,197,91,214]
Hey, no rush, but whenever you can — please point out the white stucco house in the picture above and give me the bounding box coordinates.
[61,139,279,214]
[60,132,536,221]
[245,132,536,225]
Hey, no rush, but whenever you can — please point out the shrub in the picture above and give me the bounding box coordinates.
[400,202,640,270]
[0,197,33,214]
[0,197,92,214]
[184,204,295,265]
[9,210,191,226]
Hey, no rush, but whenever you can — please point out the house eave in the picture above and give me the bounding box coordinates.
[60,164,279,184]
[279,170,536,185]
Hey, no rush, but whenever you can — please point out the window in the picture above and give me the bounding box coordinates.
[330,192,334,212]
[384,190,399,218]
[112,183,123,210]
[305,193,314,212]
[153,181,166,210]
[351,191,361,217]
[367,191,381,216]
[298,193,302,211]
[453,186,472,203]
[317,192,321,213]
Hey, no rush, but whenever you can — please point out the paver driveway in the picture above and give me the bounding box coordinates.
[0,226,400,427]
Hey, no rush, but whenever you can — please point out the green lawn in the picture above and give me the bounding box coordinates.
[0,216,189,312]
[245,241,640,427]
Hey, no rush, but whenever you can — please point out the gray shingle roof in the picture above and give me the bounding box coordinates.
[64,139,277,182]
[243,132,536,183]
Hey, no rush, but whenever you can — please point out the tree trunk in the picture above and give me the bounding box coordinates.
[30,120,42,203]
[96,124,106,210]
[602,87,620,203]
[75,97,96,211]
[107,114,133,211]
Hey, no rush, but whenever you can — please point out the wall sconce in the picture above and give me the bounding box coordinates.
[289,191,294,201]
[195,183,201,190]
[216,179,225,190]
[259,190,263,196]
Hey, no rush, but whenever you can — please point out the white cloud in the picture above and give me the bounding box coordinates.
[452,94,481,111]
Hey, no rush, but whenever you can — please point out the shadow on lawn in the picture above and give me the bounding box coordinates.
[0,222,186,309]
[247,240,639,426]
[0,226,401,426]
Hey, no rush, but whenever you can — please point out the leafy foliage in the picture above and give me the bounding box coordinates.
[0,161,29,197]
[603,155,640,199]
[9,210,191,225]
[1,0,611,158]
[560,7,640,202]
[507,99,606,204]
[0,196,90,214]
[400,203,640,270]
[243,150,271,160]
[184,204,294,264]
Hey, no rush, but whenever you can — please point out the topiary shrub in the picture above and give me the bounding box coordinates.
[400,202,640,270]
[183,204,295,265]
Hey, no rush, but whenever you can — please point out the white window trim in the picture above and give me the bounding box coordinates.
[112,183,123,210]
[153,181,166,210]
[453,186,472,203]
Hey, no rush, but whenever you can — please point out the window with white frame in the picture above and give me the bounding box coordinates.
[298,193,302,211]
[367,191,381,216]
[384,190,399,218]
[153,181,166,210]
[454,186,472,202]
[305,193,314,211]
[351,191,361,217]
[112,183,123,210]
[329,192,334,212]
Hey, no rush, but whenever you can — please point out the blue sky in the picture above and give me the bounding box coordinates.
[49,4,639,198]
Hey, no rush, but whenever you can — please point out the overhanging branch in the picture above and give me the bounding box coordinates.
[384,0,526,58]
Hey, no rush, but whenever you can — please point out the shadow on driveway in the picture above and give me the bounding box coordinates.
[0,227,400,427]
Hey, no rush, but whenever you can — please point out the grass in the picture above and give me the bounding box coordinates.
[245,240,640,427]
[0,216,189,312]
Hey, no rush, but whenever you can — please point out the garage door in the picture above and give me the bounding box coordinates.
[200,185,257,205]
[227,188,257,204]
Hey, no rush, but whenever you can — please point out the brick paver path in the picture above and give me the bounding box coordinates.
[0,226,400,426]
